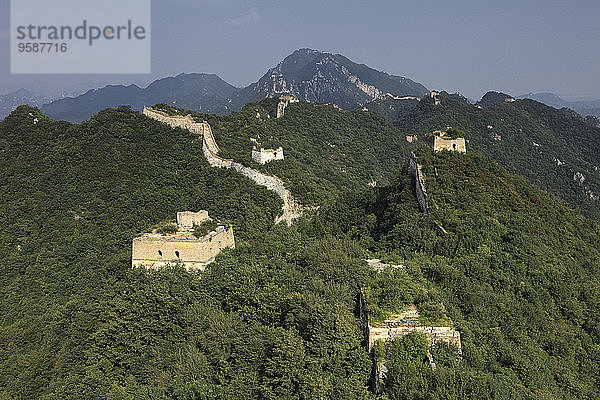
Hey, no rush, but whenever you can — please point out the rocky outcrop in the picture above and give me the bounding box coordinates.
[143,107,314,224]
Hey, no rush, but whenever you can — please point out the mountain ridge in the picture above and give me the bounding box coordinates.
[40,73,237,122]
[39,49,429,122]
[394,94,600,220]
[518,92,600,118]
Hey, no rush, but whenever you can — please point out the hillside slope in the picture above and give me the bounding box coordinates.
[0,105,376,398]
[315,149,600,399]
[394,94,600,220]
[156,98,412,204]
[1,104,600,398]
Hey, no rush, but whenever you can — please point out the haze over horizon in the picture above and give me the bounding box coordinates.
[1,0,599,101]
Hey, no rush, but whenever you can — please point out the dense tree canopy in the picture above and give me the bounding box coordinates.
[0,104,599,399]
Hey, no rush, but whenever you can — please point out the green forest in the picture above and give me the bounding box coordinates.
[154,99,412,205]
[394,94,600,220]
[0,102,599,399]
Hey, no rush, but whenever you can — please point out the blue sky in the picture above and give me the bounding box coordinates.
[1,0,599,100]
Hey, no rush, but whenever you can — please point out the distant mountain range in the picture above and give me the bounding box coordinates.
[40,73,236,122]
[0,89,50,120]
[6,49,600,123]
[518,92,600,118]
[38,49,429,122]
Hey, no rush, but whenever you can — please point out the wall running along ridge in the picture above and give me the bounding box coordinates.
[143,107,313,225]
[407,152,448,236]
[407,152,428,213]
[276,95,299,118]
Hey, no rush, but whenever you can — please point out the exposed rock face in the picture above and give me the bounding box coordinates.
[571,171,599,200]
[231,49,428,110]
[39,49,429,121]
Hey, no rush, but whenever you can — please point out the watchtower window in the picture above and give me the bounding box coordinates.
[175,250,180,258]
[158,250,162,257]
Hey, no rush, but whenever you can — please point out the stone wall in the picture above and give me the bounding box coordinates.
[363,303,462,352]
[142,107,207,134]
[132,225,235,271]
[360,291,462,392]
[276,95,299,118]
[144,107,314,225]
[430,91,441,106]
[407,152,428,213]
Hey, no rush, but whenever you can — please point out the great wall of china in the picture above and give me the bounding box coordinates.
[142,107,313,225]
[407,152,428,213]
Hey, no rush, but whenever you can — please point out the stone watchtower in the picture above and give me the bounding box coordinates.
[176,210,209,230]
[251,147,284,164]
[131,210,235,271]
[432,130,466,153]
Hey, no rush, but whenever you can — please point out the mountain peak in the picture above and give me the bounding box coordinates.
[244,48,428,108]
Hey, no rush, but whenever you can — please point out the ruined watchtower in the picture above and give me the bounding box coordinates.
[432,130,466,153]
[131,211,235,271]
[251,146,284,164]
[430,91,441,106]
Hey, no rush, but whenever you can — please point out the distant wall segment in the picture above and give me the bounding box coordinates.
[143,107,314,225]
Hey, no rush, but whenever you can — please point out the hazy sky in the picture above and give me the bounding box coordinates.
[1,0,599,100]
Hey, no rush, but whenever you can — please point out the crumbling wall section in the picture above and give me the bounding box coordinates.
[407,152,428,213]
[144,107,314,224]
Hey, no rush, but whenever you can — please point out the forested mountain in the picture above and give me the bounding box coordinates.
[0,104,395,398]
[314,149,600,399]
[518,92,600,118]
[362,91,470,123]
[1,99,600,399]
[362,96,421,122]
[40,73,237,122]
[394,93,600,220]
[476,91,515,107]
[39,49,428,123]
[154,98,414,205]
